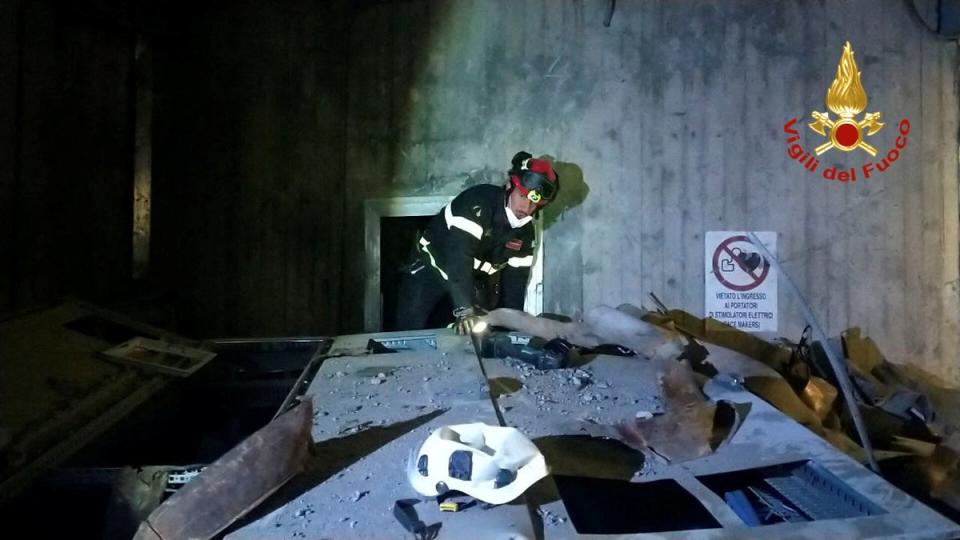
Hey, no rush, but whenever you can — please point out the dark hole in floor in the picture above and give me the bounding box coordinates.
[553,475,721,534]
[533,436,643,484]
[1,338,328,539]
[63,314,158,344]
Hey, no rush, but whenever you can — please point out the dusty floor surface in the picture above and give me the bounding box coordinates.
[225,336,960,540]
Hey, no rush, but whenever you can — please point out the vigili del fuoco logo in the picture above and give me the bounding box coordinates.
[783,41,910,182]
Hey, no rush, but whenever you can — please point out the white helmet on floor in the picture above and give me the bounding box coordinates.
[407,423,548,505]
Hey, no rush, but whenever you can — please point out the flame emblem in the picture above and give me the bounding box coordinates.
[808,42,884,156]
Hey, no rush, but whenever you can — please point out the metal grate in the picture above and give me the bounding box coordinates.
[701,460,886,527]
[763,461,884,520]
[373,335,438,351]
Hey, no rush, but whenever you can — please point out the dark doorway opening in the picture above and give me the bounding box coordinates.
[380,216,455,331]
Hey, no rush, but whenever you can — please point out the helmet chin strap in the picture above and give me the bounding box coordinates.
[505,205,532,228]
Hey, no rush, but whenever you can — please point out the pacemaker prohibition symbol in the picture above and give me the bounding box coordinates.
[711,235,770,292]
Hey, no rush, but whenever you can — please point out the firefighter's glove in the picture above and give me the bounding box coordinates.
[453,306,487,335]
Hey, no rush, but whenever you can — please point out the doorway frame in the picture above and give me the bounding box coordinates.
[363,195,544,332]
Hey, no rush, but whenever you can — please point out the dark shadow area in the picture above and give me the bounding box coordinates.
[380,211,461,332]
[539,159,589,230]
[67,340,320,467]
[152,0,350,338]
[554,475,721,534]
[226,408,448,532]
[574,343,641,368]
[2,0,139,319]
[0,336,320,540]
[381,215,432,331]
[564,354,596,369]
[62,314,159,343]
[879,456,960,526]
[338,0,455,334]
[394,498,441,540]
[0,480,113,539]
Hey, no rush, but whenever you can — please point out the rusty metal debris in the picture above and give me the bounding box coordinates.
[134,400,313,540]
[614,360,740,463]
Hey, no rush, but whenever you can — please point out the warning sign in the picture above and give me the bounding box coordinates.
[705,231,778,332]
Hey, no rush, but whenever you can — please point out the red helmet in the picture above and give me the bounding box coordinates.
[509,154,558,204]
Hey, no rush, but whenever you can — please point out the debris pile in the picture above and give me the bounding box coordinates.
[643,304,960,516]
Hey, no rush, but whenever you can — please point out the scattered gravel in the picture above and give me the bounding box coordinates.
[539,508,569,526]
[293,505,315,519]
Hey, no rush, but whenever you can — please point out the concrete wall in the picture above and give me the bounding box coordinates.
[1,0,955,383]
[152,0,347,337]
[343,0,960,384]
[0,0,136,317]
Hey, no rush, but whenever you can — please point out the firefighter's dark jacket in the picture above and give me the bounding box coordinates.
[417,184,535,310]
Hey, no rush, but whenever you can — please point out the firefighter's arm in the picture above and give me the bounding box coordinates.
[440,197,483,310]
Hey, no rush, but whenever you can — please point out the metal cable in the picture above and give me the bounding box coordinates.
[746,232,879,472]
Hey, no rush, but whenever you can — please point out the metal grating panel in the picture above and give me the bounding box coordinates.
[373,335,438,351]
[763,461,885,520]
[700,459,886,527]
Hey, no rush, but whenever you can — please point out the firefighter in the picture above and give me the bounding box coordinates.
[396,151,559,332]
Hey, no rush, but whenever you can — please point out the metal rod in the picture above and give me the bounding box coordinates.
[466,322,507,427]
[746,231,879,472]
